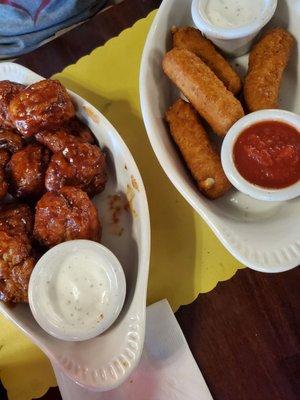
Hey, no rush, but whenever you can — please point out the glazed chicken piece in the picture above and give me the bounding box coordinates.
[34,186,101,247]
[0,202,36,303]
[8,79,75,137]
[0,169,7,200]
[0,202,33,239]
[0,149,9,167]
[0,80,25,129]
[65,117,95,144]
[0,229,35,303]
[6,143,51,199]
[0,149,10,200]
[35,117,94,153]
[45,142,107,197]
[0,128,24,153]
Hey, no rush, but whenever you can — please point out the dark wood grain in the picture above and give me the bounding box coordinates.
[176,268,300,400]
[1,0,299,399]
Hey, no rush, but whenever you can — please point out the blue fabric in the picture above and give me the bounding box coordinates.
[0,0,107,57]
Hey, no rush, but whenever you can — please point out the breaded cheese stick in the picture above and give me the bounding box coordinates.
[172,26,241,94]
[244,28,294,112]
[162,48,244,136]
[165,99,231,199]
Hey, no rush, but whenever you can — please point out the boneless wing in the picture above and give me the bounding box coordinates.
[45,142,107,197]
[0,128,24,153]
[6,143,50,199]
[0,202,33,239]
[0,81,25,129]
[0,149,9,200]
[34,186,101,247]
[9,79,75,136]
[0,230,35,303]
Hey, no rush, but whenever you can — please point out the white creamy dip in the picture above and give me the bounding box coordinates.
[204,0,265,29]
[29,241,126,341]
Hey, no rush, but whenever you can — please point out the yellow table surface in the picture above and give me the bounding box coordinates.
[0,11,244,400]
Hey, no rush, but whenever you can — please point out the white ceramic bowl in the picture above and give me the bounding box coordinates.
[29,241,126,342]
[0,62,150,391]
[140,0,300,273]
[221,110,300,202]
[191,0,277,55]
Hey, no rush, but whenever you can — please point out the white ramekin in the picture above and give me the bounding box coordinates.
[221,110,300,202]
[29,240,126,341]
[191,0,278,56]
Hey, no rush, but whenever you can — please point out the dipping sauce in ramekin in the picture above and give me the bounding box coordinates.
[191,0,277,56]
[233,120,300,189]
[29,240,126,341]
[221,110,300,201]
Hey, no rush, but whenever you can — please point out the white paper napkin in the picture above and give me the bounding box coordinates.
[53,299,213,400]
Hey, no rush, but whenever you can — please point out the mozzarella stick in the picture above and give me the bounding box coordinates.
[165,99,231,199]
[244,28,295,112]
[162,48,244,136]
[172,26,241,94]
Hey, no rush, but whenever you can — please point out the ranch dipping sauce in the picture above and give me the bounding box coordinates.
[43,252,111,332]
[204,0,265,29]
[29,241,126,341]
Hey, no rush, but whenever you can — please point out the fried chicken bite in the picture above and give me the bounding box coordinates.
[65,117,95,144]
[0,169,7,200]
[9,79,75,137]
[0,149,9,200]
[35,118,94,153]
[0,80,25,129]
[0,230,35,303]
[6,143,50,199]
[34,186,101,247]
[0,202,33,239]
[0,149,9,167]
[45,142,107,197]
[35,129,85,153]
[0,128,24,153]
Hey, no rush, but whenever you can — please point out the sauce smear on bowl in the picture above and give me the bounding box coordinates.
[233,121,300,189]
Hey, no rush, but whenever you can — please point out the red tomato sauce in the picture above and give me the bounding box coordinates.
[233,121,300,189]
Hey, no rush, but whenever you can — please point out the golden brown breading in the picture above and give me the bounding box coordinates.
[166,99,231,199]
[0,81,25,129]
[9,79,75,137]
[172,27,241,94]
[163,48,244,136]
[6,143,50,199]
[45,142,107,197]
[34,186,101,248]
[244,28,295,112]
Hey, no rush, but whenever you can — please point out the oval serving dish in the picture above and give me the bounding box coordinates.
[140,0,300,272]
[0,62,150,391]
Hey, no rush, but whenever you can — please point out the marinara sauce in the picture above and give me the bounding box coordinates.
[233,121,300,189]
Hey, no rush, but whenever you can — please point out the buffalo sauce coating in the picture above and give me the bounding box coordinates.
[8,79,75,137]
[233,121,300,189]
